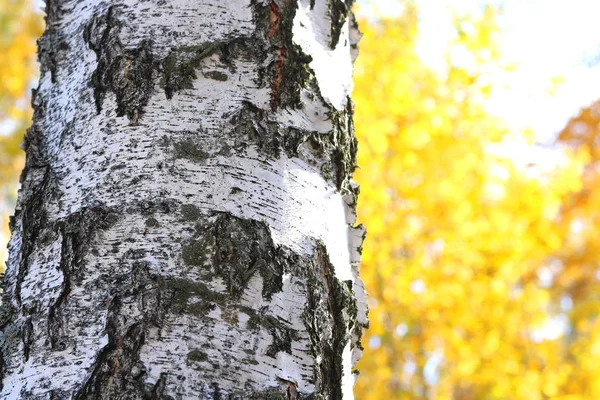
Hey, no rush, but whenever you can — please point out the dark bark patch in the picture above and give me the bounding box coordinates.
[0,352,4,392]
[275,45,313,111]
[136,198,177,215]
[181,237,214,267]
[37,33,69,83]
[245,310,299,358]
[173,138,210,162]
[309,97,358,189]
[22,125,49,168]
[180,213,283,300]
[244,386,313,400]
[250,391,286,400]
[212,214,283,299]
[10,163,52,308]
[74,262,171,399]
[252,0,314,111]
[84,6,156,122]
[144,373,171,400]
[167,278,223,316]
[0,293,15,330]
[204,70,228,81]
[73,309,146,399]
[229,98,357,189]
[265,325,296,358]
[161,43,224,99]
[329,0,354,49]
[228,101,312,158]
[21,318,33,362]
[303,243,358,400]
[160,39,256,99]
[43,0,61,24]
[48,206,120,351]
[145,217,160,228]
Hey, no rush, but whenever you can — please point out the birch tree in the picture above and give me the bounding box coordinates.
[0,0,367,398]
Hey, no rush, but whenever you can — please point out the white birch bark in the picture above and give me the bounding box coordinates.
[0,0,367,398]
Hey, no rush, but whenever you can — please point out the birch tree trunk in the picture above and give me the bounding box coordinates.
[0,0,367,398]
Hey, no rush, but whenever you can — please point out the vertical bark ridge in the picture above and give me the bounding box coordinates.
[0,0,367,398]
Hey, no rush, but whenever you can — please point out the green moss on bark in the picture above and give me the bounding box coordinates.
[180,204,202,221]
[187,349,209,363]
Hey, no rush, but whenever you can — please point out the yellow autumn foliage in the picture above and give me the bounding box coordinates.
[353,3,591,399]
[548,99,600,399]
[0,0,42,264]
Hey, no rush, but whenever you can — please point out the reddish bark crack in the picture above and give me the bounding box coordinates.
[268,2,280,38]
[271,48,287,112]
[268,2,286,112]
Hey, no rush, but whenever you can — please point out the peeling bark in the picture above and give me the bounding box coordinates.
[0,0,367,398]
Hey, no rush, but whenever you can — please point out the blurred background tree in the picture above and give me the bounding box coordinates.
[4,0,600,399]
[0,0,42,264]
[353,1,598,399]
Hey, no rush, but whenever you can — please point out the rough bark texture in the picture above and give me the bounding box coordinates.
[0,0,367,398]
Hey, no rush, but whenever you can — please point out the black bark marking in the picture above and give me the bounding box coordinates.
[145,217,159,228]
[73,309,146,399]
[48,207,119,351]
[43,0,61,24]
[228,101,319,159]
[265,323,297,358]
[161,43,225,99]
[21,318,33,362]
[84,6,155,122]
[329,0,354,49]
[167,278,222,317]
[303,243,358,399]
[74,260,172,399]
[137,198,177,216]
[0,279,14,330]
[311,97,358,189]
[13,165,51,308]
[204,70,228,81]
[160,38,257,99]
[213,213,283,299]
[0,352,4,392]
[38,34,70,84]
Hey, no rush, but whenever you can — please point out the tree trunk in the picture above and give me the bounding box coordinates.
[0,0,367,398]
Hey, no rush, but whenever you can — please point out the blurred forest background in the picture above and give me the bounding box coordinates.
[3,0,600,398]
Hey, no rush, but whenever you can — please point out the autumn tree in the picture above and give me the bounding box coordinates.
[0,0,367,398]
[544,100,600,398]
[353,3,585,399]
